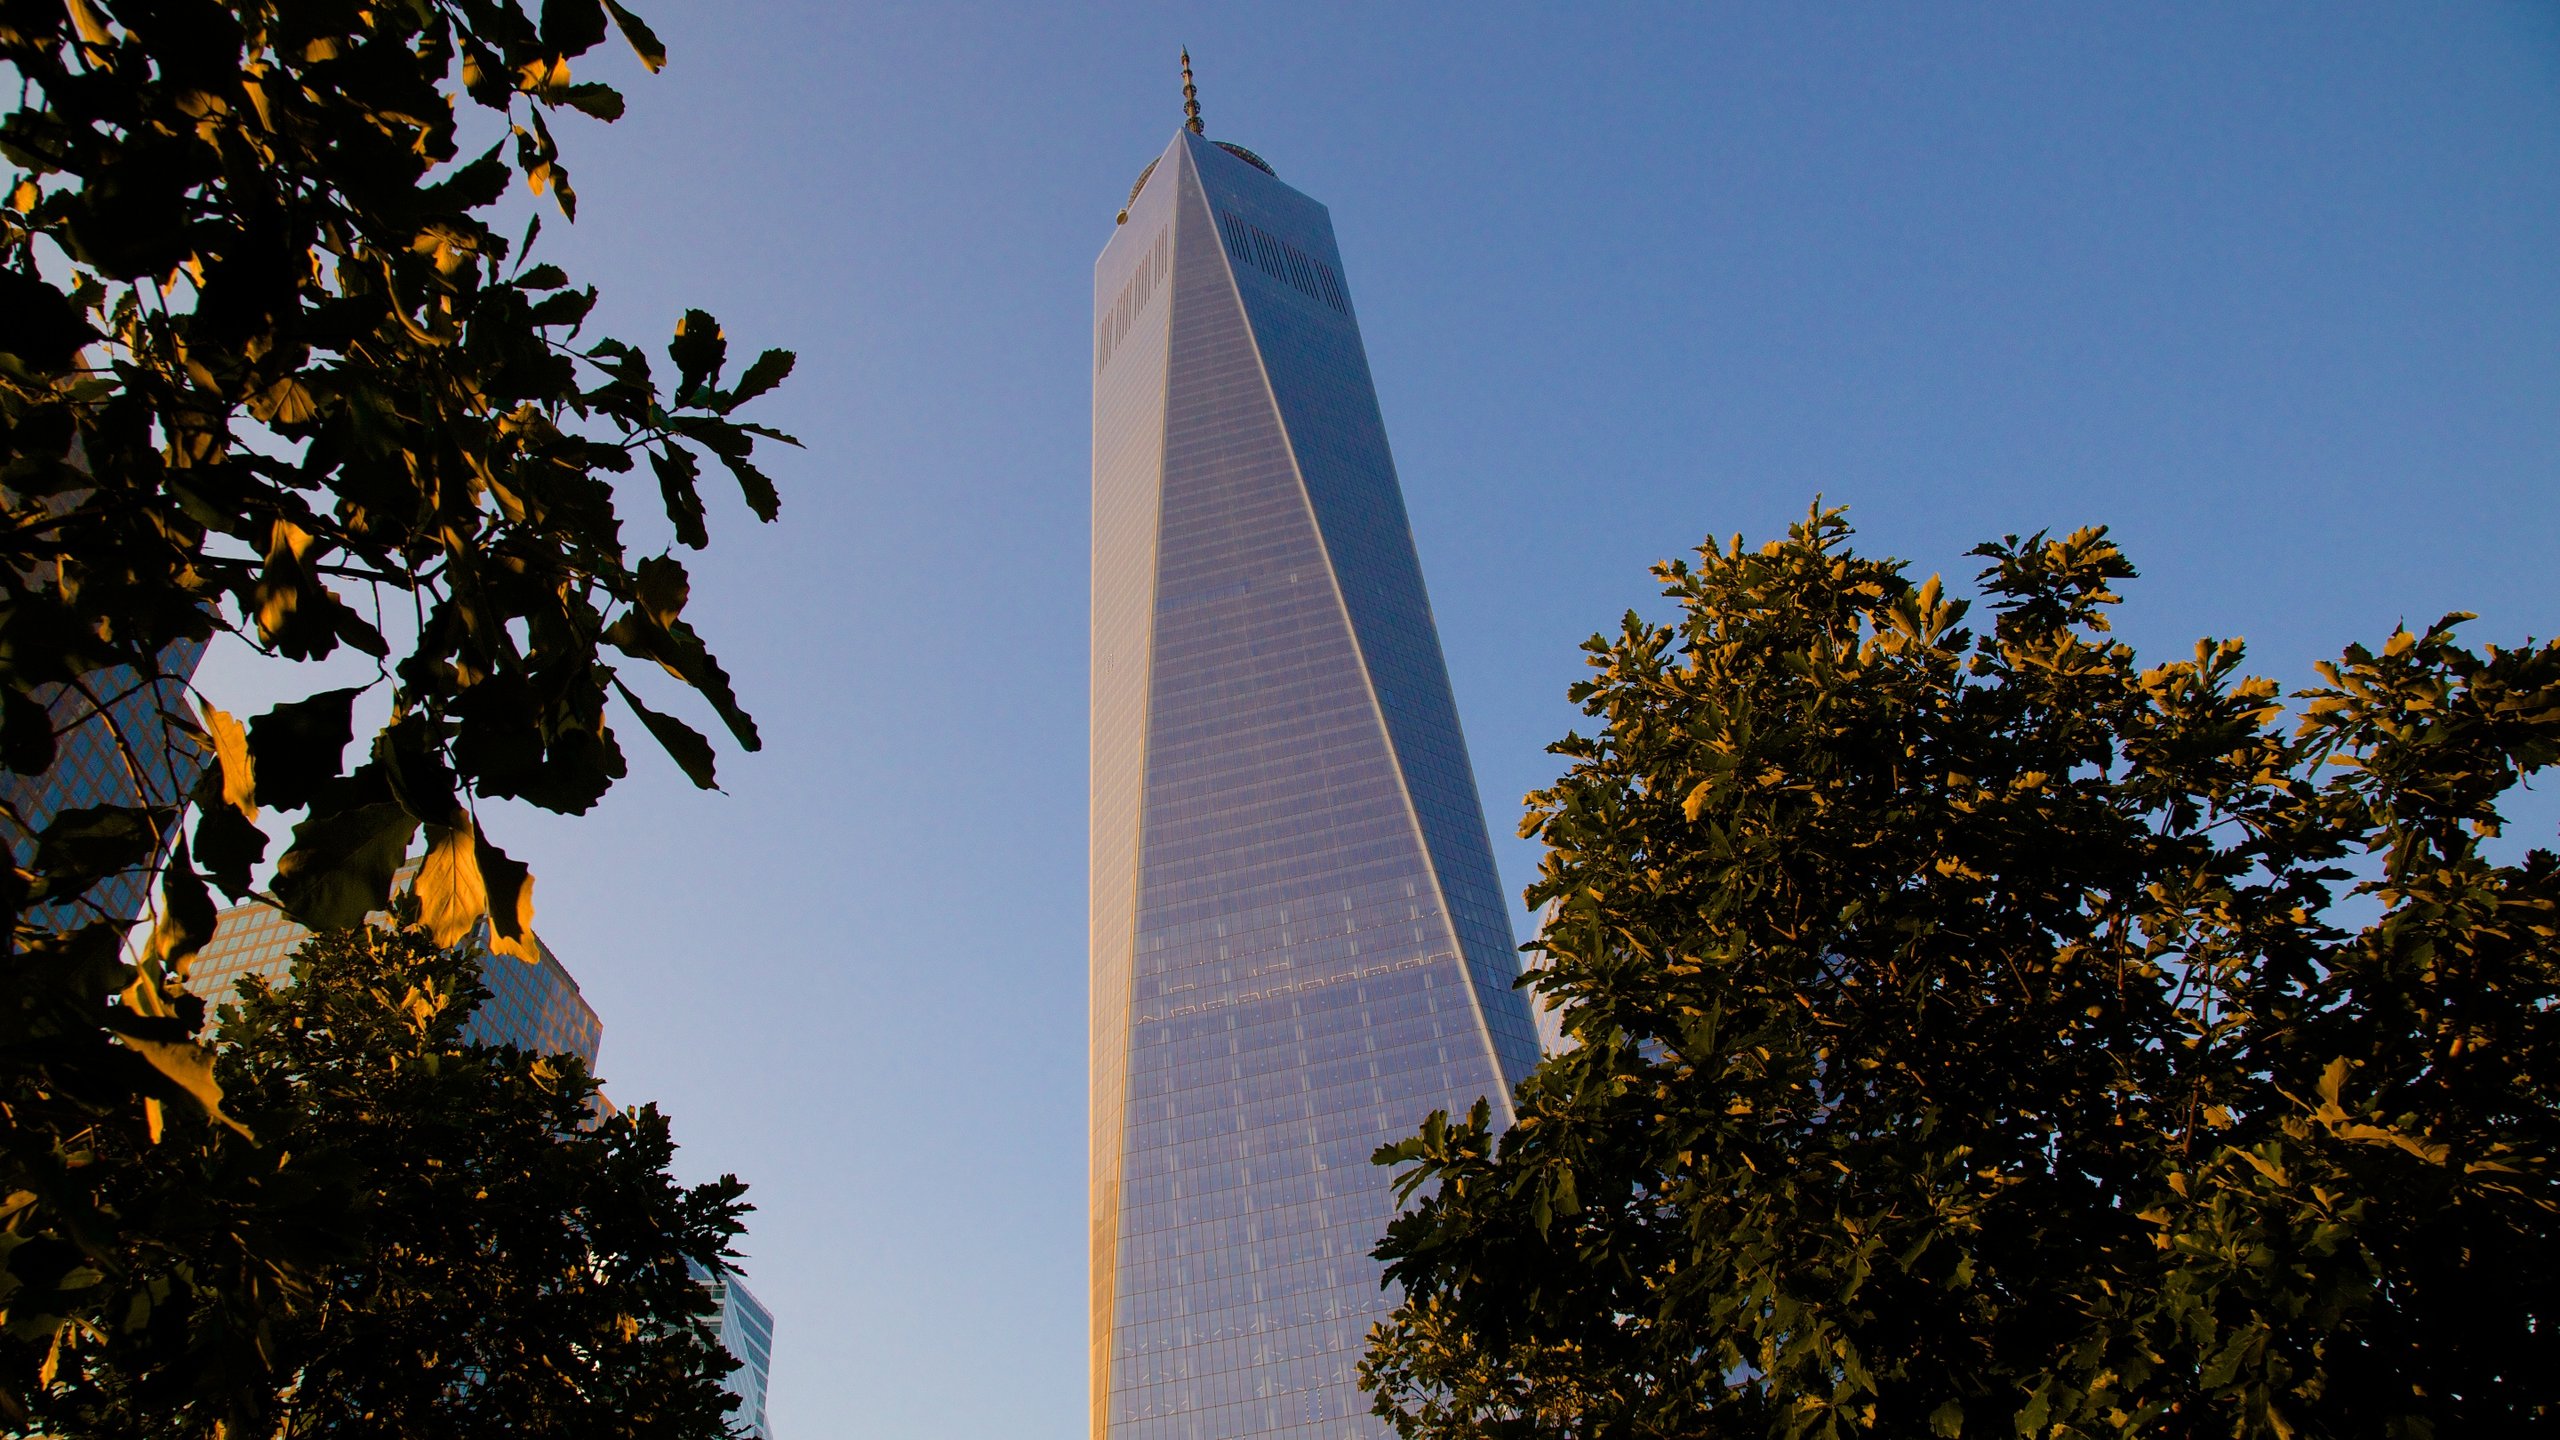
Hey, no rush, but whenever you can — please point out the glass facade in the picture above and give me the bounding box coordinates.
[187,857,604,1065]
[690,1257,778,1439]
[1092,132,1538,1440]
[0,643,209,928]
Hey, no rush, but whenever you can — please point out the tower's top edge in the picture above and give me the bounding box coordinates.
[1210,141,1276,177]
[1115,133,1278,225]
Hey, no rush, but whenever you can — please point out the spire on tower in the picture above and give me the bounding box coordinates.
[1181,48,1204,135]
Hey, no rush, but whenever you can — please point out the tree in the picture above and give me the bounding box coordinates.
[41,913,750,1438]
[1362,506,2560,1439]
[0,0,793,1418]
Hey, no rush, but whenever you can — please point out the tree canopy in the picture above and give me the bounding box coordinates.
[1363,506,2560,1438]
[0,0,792,1421]
[47,915,750,1438]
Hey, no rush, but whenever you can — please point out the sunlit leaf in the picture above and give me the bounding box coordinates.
[116,1033,248,1139]
[200,704,257,818]
[413,822,488,950]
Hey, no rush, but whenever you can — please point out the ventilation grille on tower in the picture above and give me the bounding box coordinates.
[1095,223,1172,374]
[1214,211,1349,316]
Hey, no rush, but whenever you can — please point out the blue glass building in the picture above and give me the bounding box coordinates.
[691,1257,777,1440]
[1091,120,1541,1440]
[0,644,208,928]
[187,858,603,1065]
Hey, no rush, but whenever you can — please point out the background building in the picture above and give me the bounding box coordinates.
[693,1258,778,1440]
[1522,903,1572,1059]
[187,858,603,1065]
[0,644,208,929]
[1090,108,1542,1440]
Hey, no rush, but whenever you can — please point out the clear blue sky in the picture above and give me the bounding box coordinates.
[206,5,2560,1434]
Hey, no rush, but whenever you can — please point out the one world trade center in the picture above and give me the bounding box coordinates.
[1089,64,1543,1440]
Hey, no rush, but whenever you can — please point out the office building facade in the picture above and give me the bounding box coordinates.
[691,1258,778,1439]
[1091,119,1541,1440]
[0,644,208,928]
[187,858,603,1065]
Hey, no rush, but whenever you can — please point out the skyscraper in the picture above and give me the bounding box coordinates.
[1090,77,1542,1440]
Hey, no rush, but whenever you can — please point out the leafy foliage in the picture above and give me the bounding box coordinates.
[38,915,750,1437]
[1363,506,2560,1438]
[0,0,792,1421]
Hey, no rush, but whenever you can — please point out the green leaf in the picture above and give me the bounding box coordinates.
[650,443,708,549]
[192,801,268,900]
[602,0,668,72]
[1,685,58,776]
[2014,1382,2053,1436]
[423,151,512,212]
[715,449,780,524]
[272,802,419,931]
[334,605,391,660]
[602,612,759,752]
[667,309,726,402]
[142,836,217,974]
[375,715,462,826]
[248,688,364,811]
[736,420,806,447]
[32,805,169,900]
[726,347,795,407]
[541,0,610,56]
[634,553,690,628]
[529,286,599,327]
[613,678,718,789]
[475,829,539,962]
[559,83,626,122]
[0,268,97,370]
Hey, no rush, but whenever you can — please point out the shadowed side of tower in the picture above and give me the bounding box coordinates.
[1093,124,1535,1440]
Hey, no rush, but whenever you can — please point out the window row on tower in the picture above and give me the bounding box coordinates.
[1097,223,1174,374]
[1214,211,1349,316]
